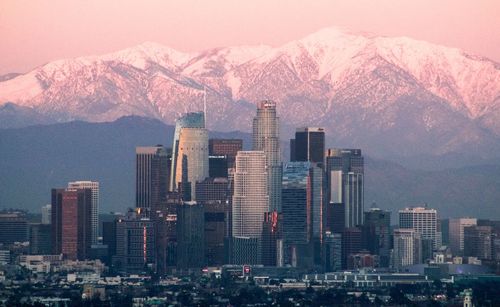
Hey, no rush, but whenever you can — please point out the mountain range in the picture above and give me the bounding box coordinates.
[1,27,500,166]
[1,116,499,218]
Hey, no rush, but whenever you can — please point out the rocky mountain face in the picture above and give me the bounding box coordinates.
[1,27,499,163]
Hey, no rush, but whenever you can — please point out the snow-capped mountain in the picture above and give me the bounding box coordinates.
[1,27,499,160]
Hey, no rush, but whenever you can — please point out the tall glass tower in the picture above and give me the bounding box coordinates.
[252,100,282,212]
[169,112,205,192]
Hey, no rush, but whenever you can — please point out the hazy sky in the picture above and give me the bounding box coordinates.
[1,0,499,74]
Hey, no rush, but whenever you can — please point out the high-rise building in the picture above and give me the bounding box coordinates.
[325,149,364,228]
[68,181,99,245]
[392,228,422,271]
[232,151,268,264]
[399,206,439,259]
[290,127,325,166]
[102,220,117,265]
[174,128,209,200]
[341,227,363,269]
[51,188,92,260]
[363,206,391,267]
[0,212,28,244]
[261,211,282,266]
[281,161,323,268]
[449,218,477,256]
[41,204,51,225]
[28,223,52,255]
[209,139,243,169]
[252,100,282,212]
[209,155,228,178]
[170,112,205,192]
[464,225,493,260]
[323,232,342,272]
[114,210,156,273]
[176,202,205,269]
[136,146,170,216]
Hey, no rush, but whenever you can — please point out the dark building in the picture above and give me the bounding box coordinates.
[209,155,229,178]
[29,223,52,255]
[0,212,28,244]
[136,146,171,216]
[326,149,364,228]
[341,227,363,269]
[209,139,243,169]
[363,206,391,267]
[261,211,282,266]
[231,237,261,265]
[464,225,493,260]
[102,220,117,265]
[323,231,342,272]
[326,203,345,233]
[114,210,156,273]
[176,202,205,269]
[290,127,325,166]
[196,177,229,203]
[51,188,92,260]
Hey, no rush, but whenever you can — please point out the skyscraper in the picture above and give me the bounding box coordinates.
[392,229,422,271]
[0,212,28,244]
[209,139,243,169]
[41,204,51,225]
[29,223,52,255]
[252,100,282,212]
[170,112,205,192]
[290,127,325,166]
[363,206,391,267]
[232,151,268,264]
[176,202,205,269]
[399,206,439,260]
[281,161,323,267]
[464,225,493,260]
[325,149,364,228]
[174,127,209,200]
[449,218,477,256]
[51,188,92,260]
[136,146,170,216]
[68,181,99,245]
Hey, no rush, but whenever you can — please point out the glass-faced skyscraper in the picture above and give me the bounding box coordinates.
[169,112,205,192]
[290,127,325,166]
[325,149,364,228]
[68,181,99,245]
[252,100,282,212]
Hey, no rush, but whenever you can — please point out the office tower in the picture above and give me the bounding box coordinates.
[440,219,450,247]
[341,227,363,269]
[392,228,422,270]
[51,188,92,260]
[325,149,364,228]
[195,177,230,266]
[363,206,391,267]
[261,211,282,266]
[41,204,51,225]
[290,127,325,166]
[68,181,99,245]
[399,206,439,260]
[0,212,28,244]
[209,155,229,178]
[29,223,52,255]
[232,151,268,264]
[102,221,117,265]
[170,112,205,191]
[449,218,477,256]
[176,202,205,269]
[252,100,282,212]
[281,161,323,267]
[464,225,493,260]
[209,139,243,169]
[174,128,209,200]
[114,211,156,273]
[323,232,342,272]
[136,146,170,216]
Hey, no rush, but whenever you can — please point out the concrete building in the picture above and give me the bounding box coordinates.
[252,100,282,212]
[449,218,477,256]
[41,204,51,225]
[68,181,100,245]
[399,206,440,260]
[392,228,422,271]
[0,212,28,244]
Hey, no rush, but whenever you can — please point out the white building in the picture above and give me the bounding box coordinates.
[68,181,99,245]
[41,204,51,224]
[399,206,439,249]
[252,100,282,212]
[392,229,422,271]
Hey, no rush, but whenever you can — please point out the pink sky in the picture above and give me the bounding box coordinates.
[1,0,499,74]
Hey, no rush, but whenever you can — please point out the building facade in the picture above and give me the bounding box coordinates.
[209,139,243,169]
[449,218,477,256]
[290,127,325,166]
[68,181,100,245]
[392,229,422,271]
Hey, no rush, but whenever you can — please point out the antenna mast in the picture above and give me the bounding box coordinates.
[203,86,207,128]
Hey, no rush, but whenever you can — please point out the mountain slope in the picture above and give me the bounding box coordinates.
[0,117,498,218]
[1,27,499,162]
